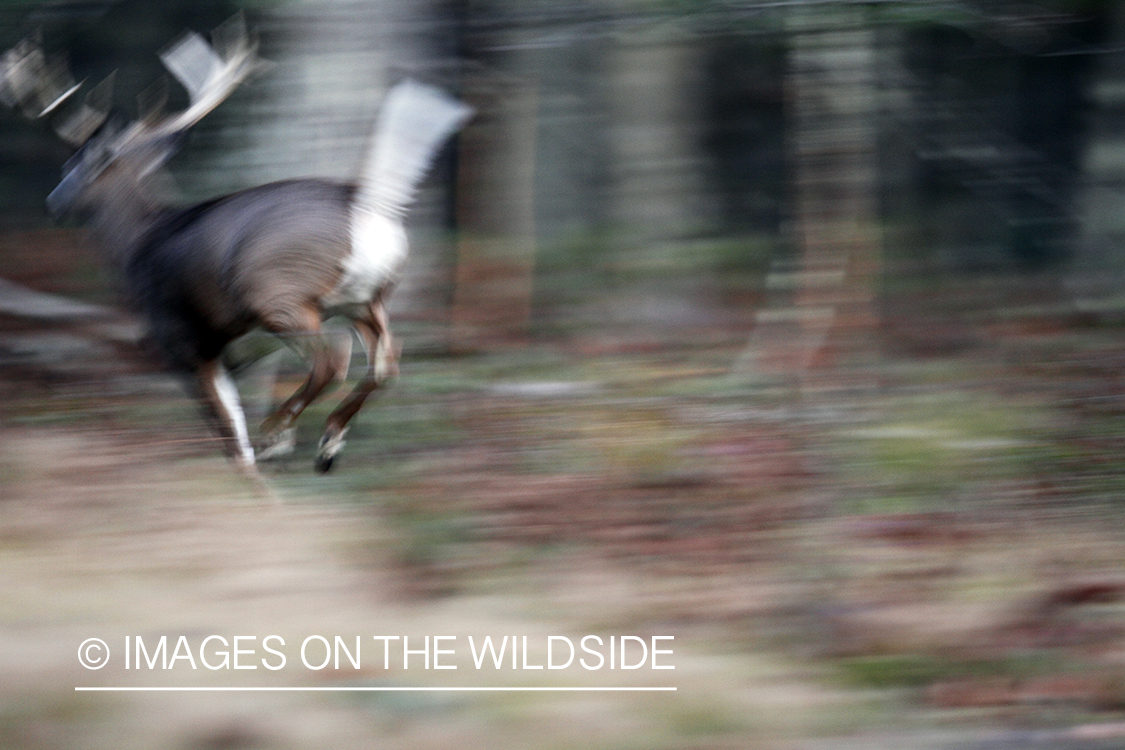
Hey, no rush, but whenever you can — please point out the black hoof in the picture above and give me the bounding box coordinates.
[315,428,347,474]
[314,454,336,473]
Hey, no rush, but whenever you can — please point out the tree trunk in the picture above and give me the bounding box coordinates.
[735,6,881,391]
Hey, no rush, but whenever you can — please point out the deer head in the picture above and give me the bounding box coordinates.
[1,15,266,217]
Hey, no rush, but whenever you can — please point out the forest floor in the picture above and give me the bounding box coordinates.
[4,230,1125,749]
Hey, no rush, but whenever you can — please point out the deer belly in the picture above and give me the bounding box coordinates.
[324,209,408,308]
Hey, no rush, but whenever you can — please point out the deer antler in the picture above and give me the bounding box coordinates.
[0,36,74,115]
[147,13,267,138]
[1,32,115,147]
[54,72,114,146]
[0,34,112,146]
[1,14,263,150]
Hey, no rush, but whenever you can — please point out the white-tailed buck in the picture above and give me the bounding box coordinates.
[0,16,472,474]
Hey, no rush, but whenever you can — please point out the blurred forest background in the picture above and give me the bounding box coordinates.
[6,1,1125,749]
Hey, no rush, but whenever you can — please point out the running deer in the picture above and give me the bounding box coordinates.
[0,17,472,475]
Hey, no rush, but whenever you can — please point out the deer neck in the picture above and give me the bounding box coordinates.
[88,178,170,267]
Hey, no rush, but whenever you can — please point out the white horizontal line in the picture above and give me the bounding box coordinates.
[75,686,677,692]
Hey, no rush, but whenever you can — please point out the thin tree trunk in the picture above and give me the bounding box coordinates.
[735,6,881,391]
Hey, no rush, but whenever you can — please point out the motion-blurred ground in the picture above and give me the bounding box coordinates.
[4,228,1125,749]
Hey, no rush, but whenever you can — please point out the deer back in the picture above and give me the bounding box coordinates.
[125,178,357,367]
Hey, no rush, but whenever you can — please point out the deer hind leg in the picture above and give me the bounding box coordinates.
[257,305,351,461]
[315,299,398,473]
[195,359,257,474]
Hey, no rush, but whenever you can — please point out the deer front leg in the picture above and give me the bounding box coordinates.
[316,300,398,473]
[257,307,352,461]
[195,359,257,473]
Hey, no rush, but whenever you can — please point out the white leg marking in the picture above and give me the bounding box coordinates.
[214,365,255,465]
[318,426,349,460]
[374,335,392,382]
[257,427,296,461]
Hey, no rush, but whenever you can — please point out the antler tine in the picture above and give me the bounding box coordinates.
[150,13,266,137]
[0,38,44,109]
[209,12,253,67]
[0,36,81,119]
[36,53,82,116]
[54,72,113,146]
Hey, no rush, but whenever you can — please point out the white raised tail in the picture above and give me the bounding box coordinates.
[358,79,474,220]
[333,81,474,311]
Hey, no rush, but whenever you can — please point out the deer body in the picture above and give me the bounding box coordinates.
[117,177,388,472]
[117,179,355,361]
[2,18,471,476]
